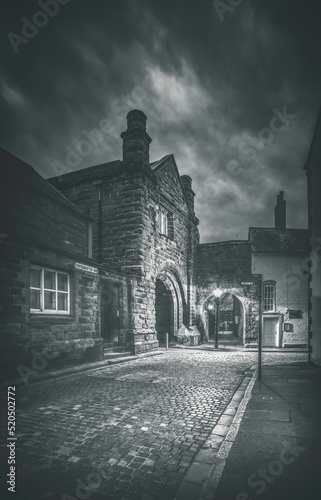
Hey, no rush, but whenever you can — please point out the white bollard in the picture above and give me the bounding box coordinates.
[166,333,169,350]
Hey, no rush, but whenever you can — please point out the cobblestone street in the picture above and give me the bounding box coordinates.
[3,349,307,500]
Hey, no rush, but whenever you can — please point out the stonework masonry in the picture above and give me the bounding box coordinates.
[0,149,103,380]
[49,111,200,354]
[196,241,259,345]
[304,108,321,364]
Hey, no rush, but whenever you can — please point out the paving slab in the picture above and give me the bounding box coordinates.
[244,409,290,421]
[211,362,321,500]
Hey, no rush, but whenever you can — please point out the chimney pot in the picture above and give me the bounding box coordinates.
[275,191,286,230]
[181,175,195,212]
[121,110,152,166]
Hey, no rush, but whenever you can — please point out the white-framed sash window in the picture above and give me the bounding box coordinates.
[263,284,276,312]
[30,267,70,314]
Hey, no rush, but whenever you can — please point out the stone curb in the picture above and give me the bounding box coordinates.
[198,367,258,500]
[174,367,258,500]
[171,346,308,353]
[1,350,164,388]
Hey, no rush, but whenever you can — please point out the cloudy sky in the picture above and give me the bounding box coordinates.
[1,0,320,242]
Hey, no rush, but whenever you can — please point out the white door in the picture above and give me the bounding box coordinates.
[263,317,278,347]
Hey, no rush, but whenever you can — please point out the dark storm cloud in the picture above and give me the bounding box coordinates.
[1,0,320,242]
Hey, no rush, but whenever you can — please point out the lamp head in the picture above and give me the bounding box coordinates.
[213,288,223,299]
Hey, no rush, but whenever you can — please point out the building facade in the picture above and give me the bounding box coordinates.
[196,240,260,346]
[0,148,103,382]
[49,110,200,353]
[304,108,321,364]
[249,192,309,348]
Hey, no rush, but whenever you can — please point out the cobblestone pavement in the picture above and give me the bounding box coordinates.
[1,349,307,500]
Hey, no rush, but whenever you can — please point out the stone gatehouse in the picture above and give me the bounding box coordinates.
[49,110,200,354]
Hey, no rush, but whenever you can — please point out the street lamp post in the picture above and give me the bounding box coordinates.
[213,288,223,349]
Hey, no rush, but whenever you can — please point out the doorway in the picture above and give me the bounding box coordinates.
[155,279,173,346]
[263,316,280,347]
[100,282,121,345]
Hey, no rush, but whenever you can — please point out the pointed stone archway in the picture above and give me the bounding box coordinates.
[155,268,186,346]
[203,292,246,344]
[197,283,260,346]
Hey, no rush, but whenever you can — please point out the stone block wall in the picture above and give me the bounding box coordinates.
[50,155,200,353]
[304,112,321,363]
[196,241,252,287]
[0,150,104,382]
[196,241,258,344]
[0,237,102,383]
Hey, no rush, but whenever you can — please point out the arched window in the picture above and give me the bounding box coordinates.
[263,281,276,312]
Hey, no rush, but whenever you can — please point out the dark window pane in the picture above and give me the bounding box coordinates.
[58,273,68,292]
[58,293,68,311]
[44,271,56,290]
[30,268,41,288]
[30,289,40,309]
[44,291,56,310]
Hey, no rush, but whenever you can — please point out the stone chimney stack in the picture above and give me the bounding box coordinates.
[181,175,195,213]
[275,191,286,230]
[120,110,152,166]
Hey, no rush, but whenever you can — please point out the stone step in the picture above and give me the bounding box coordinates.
[108,356,137,365]
[104,351,132,360]
[104,346,127,353]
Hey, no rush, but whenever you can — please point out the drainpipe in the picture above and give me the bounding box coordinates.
[98,187,102,263]
[258,275,263,382]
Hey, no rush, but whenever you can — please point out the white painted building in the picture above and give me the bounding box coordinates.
[249,192,309,348]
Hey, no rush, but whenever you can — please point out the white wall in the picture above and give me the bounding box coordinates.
[252,253,308,346]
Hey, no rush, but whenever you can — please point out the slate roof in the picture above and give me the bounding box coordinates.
[249,227,309,254]
[48,153,193,210]
[47,159,122,188]
[48,155,174,189]
[0,147,89,219]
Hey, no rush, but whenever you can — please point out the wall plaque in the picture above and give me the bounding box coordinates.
[75,262,98,274]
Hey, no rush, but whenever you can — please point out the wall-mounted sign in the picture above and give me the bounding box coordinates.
[288,309,302,319]
[75,262,98,274]
[241,282,254,286]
